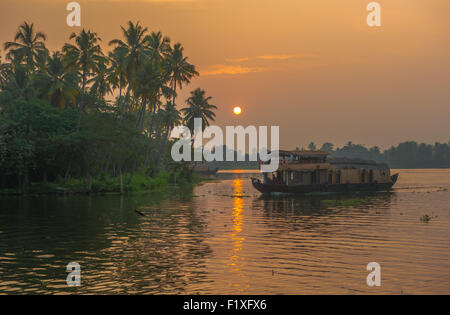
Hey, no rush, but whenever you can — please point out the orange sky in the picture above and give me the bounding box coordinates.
[1,0,449,149]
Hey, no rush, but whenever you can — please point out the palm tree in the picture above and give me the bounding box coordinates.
[181,88,217,132]
[162,101,182,131]
[107,48,128,115]
[164,43,198,108]
[0,55,7,90]
[133,59,165,132]
[109,21,151,98]
[4,22,47,67]
[155,101,182,170]
[88,60,112,98]
[2,64,35,99]
[63,29,106,112]
[37,52,78,109]
[147,31,171,62]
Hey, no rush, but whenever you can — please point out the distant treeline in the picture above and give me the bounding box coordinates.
[201,141,450,170]
[305,141,450,169]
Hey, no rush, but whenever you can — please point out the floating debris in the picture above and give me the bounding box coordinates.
[135,209,147,217]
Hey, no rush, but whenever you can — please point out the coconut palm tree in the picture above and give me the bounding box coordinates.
[2,64,35,99]
[109,21,151,98]
[0,55,7,90]
[88,60,112,98]
[162,101,182,131]
[4,22,47,67]
[133,59,165,132]
[36,52,78,109]
[108,50,127,97]
[164,43,198,108]
[107,48,128,115]
[155,101,182,170]
[147,31,171,62]
[181,88,217,132]
[62,29,106,112]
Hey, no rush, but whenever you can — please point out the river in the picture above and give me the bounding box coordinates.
[0,169,449,294]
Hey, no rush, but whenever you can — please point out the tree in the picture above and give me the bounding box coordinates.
[0,21,216,192]
[163,43,198,108]
[4,22,47,67]
[88,60,112,98]
[181,88,217,132]
[320,142,334,152]
[36,52,78,109]
[133,59,165,132]
[308,142,316,151]
[156,101,182,170]
[147,31,171,62]
[107,49,128,114]
[1,64,36,100]
[109,21,151,99]
[63,29,106,113]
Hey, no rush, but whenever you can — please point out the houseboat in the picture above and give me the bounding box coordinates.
[252,150,399,194]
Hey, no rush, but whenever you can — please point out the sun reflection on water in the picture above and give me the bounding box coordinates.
[228,179,249,291]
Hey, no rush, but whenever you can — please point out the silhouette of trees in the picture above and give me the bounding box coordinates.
[0,22,216,192]
[311,141,450,168]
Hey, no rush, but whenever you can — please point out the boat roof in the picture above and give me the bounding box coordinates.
[328,157,390,169]
[279,150,330,157]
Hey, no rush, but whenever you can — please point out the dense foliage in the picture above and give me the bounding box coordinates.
[0,22,217,193]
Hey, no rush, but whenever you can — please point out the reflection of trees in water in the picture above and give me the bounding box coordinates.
[253,192,395,231]
[0,195,140,293]
[0,187,213,294]
[92,201,212,294]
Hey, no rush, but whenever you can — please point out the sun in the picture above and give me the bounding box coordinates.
[233,106,242,115]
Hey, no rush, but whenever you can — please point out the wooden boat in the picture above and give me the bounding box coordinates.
[252,150,399,194]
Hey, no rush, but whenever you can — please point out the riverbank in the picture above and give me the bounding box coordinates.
[0,171,203,196]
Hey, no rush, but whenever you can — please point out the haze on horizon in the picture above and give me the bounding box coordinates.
[1,0,449,150]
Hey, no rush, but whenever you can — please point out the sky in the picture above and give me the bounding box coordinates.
[0,0,449,149]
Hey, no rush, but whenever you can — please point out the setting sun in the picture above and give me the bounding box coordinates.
[233,106,242,115]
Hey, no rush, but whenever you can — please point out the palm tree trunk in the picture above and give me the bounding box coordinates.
[128,98,148,184]
[119,167,124,194]
[77,71,87,129]
[155,126,170,172]
[172,78,177,106]
[86,171,92,193]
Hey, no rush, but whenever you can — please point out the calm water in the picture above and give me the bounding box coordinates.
[0,169,449,295]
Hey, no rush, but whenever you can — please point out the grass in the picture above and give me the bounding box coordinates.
[420,213,438,223]
[420,214,432,223]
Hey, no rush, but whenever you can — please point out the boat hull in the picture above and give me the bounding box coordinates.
[252,174,399,194]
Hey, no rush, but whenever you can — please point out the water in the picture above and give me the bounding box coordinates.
[0,169,449,295]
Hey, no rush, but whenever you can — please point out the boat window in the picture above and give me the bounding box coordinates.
[335,170,341,184]
[294,172,303,183]
[328,171,333,185]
